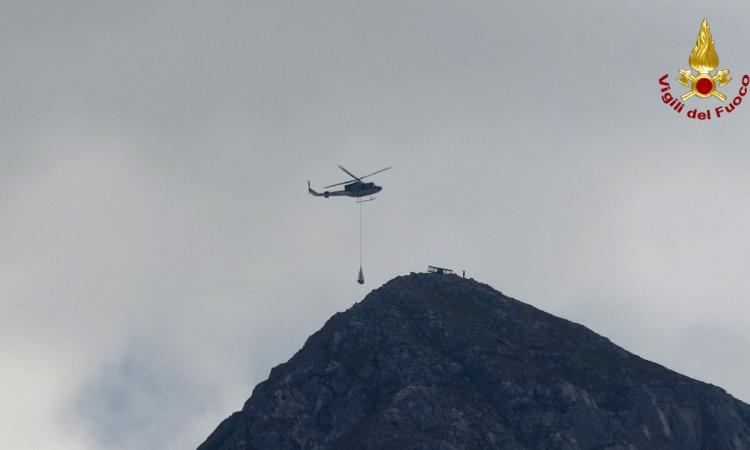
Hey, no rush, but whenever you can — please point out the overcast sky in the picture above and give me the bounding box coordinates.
[3,1,750,449]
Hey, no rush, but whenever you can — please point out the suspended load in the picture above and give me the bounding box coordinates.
[307,164,392,285]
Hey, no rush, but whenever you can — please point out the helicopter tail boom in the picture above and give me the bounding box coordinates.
[308,181,324,196]
[308,181,337,198]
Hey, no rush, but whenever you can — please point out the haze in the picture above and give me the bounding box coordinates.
[2,1,750,449]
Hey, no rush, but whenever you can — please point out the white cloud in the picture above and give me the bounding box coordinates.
[3,1,750,449]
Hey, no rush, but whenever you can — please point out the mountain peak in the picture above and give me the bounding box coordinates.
[199,273,750,449]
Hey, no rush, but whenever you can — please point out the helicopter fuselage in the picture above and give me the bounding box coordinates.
[309,181,382,198]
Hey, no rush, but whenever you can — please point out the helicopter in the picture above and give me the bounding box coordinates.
[308,165,391,202]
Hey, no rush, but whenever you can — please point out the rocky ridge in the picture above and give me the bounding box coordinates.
[199,273,750,449]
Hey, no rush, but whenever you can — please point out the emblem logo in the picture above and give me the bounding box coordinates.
[677,19,731,101]
[658,19,748,120]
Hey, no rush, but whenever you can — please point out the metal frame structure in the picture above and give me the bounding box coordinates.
[428,265,454,275]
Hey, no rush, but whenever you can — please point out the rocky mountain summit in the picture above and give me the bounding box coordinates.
[199,273,750,449]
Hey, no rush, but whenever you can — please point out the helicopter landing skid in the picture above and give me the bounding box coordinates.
[357,196,376,203]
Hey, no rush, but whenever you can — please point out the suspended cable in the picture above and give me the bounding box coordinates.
[359,203,362,267]
[358,202,364,284]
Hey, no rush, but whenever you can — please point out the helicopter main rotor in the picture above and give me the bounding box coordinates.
[323,165,392,188]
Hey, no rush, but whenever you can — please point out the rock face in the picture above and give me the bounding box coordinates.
[199,273,750,449]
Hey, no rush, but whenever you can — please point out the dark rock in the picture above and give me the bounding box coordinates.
[198,273,750,450]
